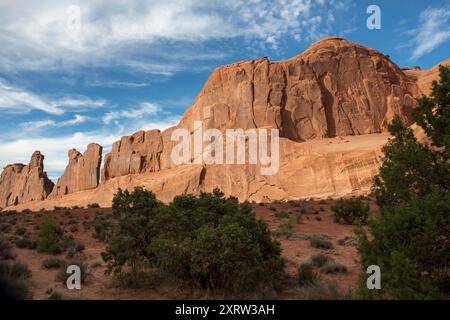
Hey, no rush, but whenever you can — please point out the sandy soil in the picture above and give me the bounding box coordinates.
[1,199,372,300]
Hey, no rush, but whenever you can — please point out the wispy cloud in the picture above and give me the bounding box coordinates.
[102,102,162,124]
[0,0,343,73]
[408,7,450,61]
[20,114,89,131]
[0,78,105,115]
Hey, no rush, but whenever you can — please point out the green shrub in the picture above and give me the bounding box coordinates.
[273,219,294,238]
[309,236,334,250]
[0,261,32,299]
[294,211,302,224]
[87,203,100,208]
[62,236,84,258]
[13,238,37,250]
[359,67,450,299]
[37,215,63,254]
[92,216,113,241]
[296,282,352,300]
[46,288,62,300]
[297,262,318,286]
[275,210,290,219]
[103,187,285,296]
[66,218,77,225]
[15,227,26,235]
[0,237,15,259]
[321,260,347,274]
[42,257,65,269]
[0,223,12,233]
[69,225,78,233]
[331,198,369,225]
[308,254,333,268]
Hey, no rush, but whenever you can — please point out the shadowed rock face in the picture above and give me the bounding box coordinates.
[0,151,54,208]
[49,143,103,198]
[101,37,419,181]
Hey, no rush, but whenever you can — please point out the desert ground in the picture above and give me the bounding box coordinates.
[1,197,374,300]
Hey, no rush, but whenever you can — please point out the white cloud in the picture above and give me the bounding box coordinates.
[20,114,89,131]
[0,0,340,73]
[0,78,105,114]
[409,7,450,61]
[102,102,162,124]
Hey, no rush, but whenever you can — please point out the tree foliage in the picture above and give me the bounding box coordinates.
[102,187,284,296]
[359,66,450,299]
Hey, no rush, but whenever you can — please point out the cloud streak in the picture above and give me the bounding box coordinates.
[409,7,450,61]
[0,78,105,115]
[0,0,341,73]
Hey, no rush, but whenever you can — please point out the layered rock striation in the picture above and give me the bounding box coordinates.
[0,151,54,208]
[50,143,103,198]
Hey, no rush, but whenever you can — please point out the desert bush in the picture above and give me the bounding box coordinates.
[92,216,113,241]
[103,187,285,296]
[296,282,352,300]
[275,210,290,219]
[37,215,63,254]
[66,218,77,225]
[332,198,369,225]
[15,227,26,235]
[288,200,301,207]
[273,219,294,238]
[337,235,357,246]
[0,261,32,299]
[294,211,302,224]
[87,203,100,208]
[0,223,12,233]
[46,288,62,300]
[297,262,318,286]
[42,257,65,269]
[321,260,347,274]
[0,237,15,259]
[13,238,37,250]
[309,236,334,250]
[69,225,78,233]
[308,254,333,268]
[62,236,84,258]
[56,260,88,284]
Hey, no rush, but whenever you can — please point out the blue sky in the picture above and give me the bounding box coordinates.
[0,0,449,180]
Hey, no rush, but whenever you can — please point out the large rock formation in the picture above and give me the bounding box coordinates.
[101,37,419,180]
[4,37,447,210]
[403,58,450,96]
[50,143,103,197]
[0,151,54,208]
[101,130,163,181]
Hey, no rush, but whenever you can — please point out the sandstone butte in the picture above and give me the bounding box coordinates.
[1,37,448,211]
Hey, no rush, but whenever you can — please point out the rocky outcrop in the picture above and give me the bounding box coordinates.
[101,130,163,181]
[403,58,450,96]
[101,37,419,181]
[50,143,103,197]
[3,37,441,210]
[0,151,54,208]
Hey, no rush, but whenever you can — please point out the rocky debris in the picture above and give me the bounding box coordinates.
[0,151,54,207]
[50,143,103,197]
